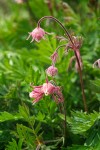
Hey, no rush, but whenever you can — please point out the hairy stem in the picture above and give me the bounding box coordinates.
[74,50,88,112]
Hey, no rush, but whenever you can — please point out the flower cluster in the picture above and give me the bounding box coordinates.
[29,81,64,104]
[27,25,62,104]
[27,16,87,112]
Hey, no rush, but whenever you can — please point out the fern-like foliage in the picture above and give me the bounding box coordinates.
[59,111,100,134]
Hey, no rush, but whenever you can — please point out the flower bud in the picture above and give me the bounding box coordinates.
[46,65,58,76]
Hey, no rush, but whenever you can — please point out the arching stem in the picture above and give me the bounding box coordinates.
[37,16,74,45]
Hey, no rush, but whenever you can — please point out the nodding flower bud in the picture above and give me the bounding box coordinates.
[27,27,45,43]
[46,65,58,77]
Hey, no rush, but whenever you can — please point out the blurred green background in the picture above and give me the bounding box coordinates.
[0,0,100,149]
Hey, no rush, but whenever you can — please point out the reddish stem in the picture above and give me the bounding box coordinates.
[74,50,88,112]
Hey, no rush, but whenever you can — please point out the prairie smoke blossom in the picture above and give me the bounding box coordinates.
[42,82,55,96]
[42,82,64,103]
[46,65,58,77]
[29,82,64,104]
[27,27,45,42]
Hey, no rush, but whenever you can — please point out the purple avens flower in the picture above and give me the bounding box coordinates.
[27,27,46,43]
[29,81,64,104]
[46,65,58,77]
[93,59,100,68]
[42,82,64,103]
[42,82,56,96]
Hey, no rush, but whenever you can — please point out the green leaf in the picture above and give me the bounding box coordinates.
[6,139,19,150]
[59,111,100,134]
[0,112,22,122]
[36,111,45,122]
[35,122,41,134]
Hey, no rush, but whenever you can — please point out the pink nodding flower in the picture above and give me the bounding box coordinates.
[27,27,45,43]
[29,82,64,104]
[46,65,58,77]
[42,82,55,96]
[42,82,64,103]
